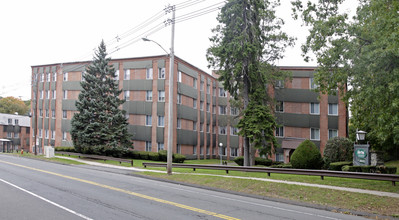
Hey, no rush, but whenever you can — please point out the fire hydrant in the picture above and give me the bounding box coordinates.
[21,149,23,155]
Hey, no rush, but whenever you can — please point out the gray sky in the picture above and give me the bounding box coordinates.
[0,0,318,100]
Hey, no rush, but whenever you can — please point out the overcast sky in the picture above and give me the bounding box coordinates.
[0,0,322,100]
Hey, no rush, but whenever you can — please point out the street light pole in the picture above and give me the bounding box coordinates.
[219,142,223,165]
[166,6,175,175]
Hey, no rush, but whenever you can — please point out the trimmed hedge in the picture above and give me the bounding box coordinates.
[173,154,186,163]
[342,165,397,174]
[329,161,352,171]
[270,164,293,168]
[55,147,76,152]
[290,140,323,169]
[234,156,275,166]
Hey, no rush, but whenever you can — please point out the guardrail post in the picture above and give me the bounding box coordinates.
[226,170,229,174]
[267,173,270,177]
[321,176,324,180]
[193,168,196,171]
[131,160,133,167]
[393,181,396,186]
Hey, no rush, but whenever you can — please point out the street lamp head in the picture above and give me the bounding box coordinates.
[142,37,151,42]
[219,143,223,147]
[356,130,367,141]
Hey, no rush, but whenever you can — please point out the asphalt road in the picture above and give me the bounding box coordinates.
[0,154,367,220]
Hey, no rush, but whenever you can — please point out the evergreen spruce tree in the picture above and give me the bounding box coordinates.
[71,41,132,155]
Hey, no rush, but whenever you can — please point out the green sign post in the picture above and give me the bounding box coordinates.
[353,144,370,166]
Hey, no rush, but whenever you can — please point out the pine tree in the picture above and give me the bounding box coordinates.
[71,41,132,154]
[207,0,294,165]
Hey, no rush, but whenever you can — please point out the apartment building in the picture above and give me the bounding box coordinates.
[30,56,347,161]
[0,113,30,152]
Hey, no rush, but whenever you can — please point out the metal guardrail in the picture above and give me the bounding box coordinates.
[142,162,399,186]
[56,151,133,166]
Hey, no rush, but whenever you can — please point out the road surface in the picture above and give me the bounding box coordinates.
[0,154,367,220]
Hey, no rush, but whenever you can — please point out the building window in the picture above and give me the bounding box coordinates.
[81,71,86,81]
[193,121,197,131]
[177,94,182,104]
[158,68,165,79]
[114,70,119,80]
[40,90,44,99]
[146,91,152,101]
[158,116,164,127]
[46,90,50,99]
[7,132,12,138]
[46,73,50,81]
[219,88,226,97]
[276,153,284,162]
[328,129,338,139]
[51,131,55,140]
[158,90,165,102]
[146,68,153,79]
[219,126,227,135]
[39,129,42,138]
[157,142,164,152]
[45,129,49,139]
[14,119,19,125]
[213,86,216,96]
[231,107,238,116]
[311,128,320,140]
[230,126,239,136]
[63,72,68,81]
[145,115,152,126]
[206,124,210,133]
[177,118,181,129]
[275,80,284,88]
[8,118,12,124]
[310,103,320,115]
[200,146,204,155]
[328,103,338,115]
[206,84,210,94]
[213,125,216,134]
[310,78,318,89]
[124,90,130,101]
[39,109,43,117]
[276,101,284,113]
[40,73,44,82]
[62,132,67,140]
[219,106,227,115]
[193,78,197,88]
[45,109,49,118]
[276,126,284,137]
[231,148,238,157]
[193,145,197,155]
[52,110,55,118]
[52,90,56,99]
[200,123,203,132]
[212,105,216,114]
[62,110,67,119]
[206,103,210,112]
[200,81,204,91]
[212,146,216,155]
[178,71,182,82]
[200,101,204,110]
[193,98,197,109]
[124,69,130,80]
[52,72,57,82]
[206,146,210,155]
[176,144,181,154]
[14,132,19,138]
[145,141,152,152]
[63,90,67,99]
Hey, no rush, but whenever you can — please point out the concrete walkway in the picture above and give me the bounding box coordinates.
[56,156,399,199]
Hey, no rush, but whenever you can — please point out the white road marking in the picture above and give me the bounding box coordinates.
[0,178,93,220]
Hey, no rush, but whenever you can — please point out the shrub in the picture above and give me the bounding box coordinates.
[138,151,149,160]
[329,161,352,171]
[377,165,397,174]
[255,157,273,166]
[173,154,186,163]
[148,152,160,161]
[323,137,353,167]
[55,147,75,152]
[271,163,292,168]
[290,140,323,169]
[341,165,350,171]
[158,150,168,162]
[234,156,244,166]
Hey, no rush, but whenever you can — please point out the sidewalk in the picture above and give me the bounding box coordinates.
[56,156,399,199]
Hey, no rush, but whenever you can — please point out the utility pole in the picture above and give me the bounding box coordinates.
[166,5,175,175]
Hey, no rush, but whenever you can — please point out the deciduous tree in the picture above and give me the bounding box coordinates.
[0,96,29,115]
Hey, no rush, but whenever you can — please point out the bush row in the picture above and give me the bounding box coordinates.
[234,156,275,166]
[328,161,352,171]
[342,165,397,174]
[55,147,186,163]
